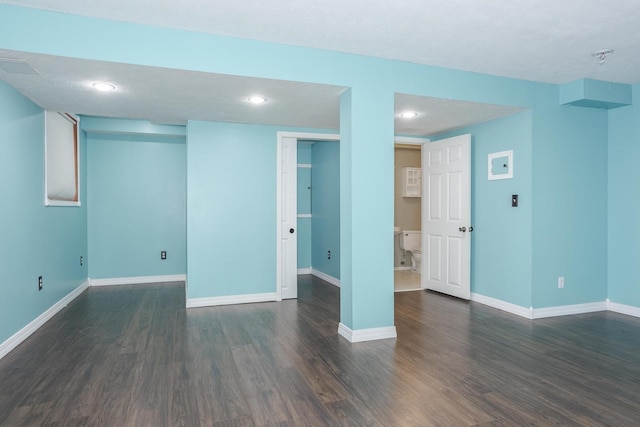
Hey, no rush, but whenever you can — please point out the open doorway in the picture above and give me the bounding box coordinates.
[393,94,524,298]
[276,132,340,301]
[394,140,425,292]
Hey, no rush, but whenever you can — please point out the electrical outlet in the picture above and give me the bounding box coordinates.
[161,251,167,260]
[327,250,331,260]
[558,276,565,289]
[80,256,83,266]
[38,276,43,291]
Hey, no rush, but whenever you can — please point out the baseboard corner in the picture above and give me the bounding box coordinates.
[310,268,340,287]
[338,323,397,343]
[470,293,533,319]
[607,301,640,318]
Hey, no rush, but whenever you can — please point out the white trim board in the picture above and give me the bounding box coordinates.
[0,279,89,360]
[471,293,534,319]
[297,163,312,168]
[297,214,312,218]
[394,287,423,293]
[394,136,431,145]
[338,323,397,343]
[187,292,277,308]
[310,268,340,287]
[471,293,613,320]
[89,274,186,287]
[297,267,340,287]
[607,300,640,318]
[532,302,607,319]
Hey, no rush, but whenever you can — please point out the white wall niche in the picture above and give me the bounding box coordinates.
[488,150,513,181]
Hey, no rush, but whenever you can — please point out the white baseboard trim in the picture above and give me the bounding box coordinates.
[394,266,413,271]
[471,293,533,319]
[186,292,277,308]
[532,301,607,319]
[607,300,640,318]
[311,268,340,287]
[472,293,611,320]
[297,268,312,275]
[338,322,397,343]
[90,274,186,287]
[0,279,89,360]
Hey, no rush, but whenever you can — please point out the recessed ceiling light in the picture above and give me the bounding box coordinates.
[92,82,116,92]
[400,111,418,119]
[247,96,267,104]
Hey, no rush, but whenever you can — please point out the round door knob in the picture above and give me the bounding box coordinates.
[289,228,295,234]
[469,226,474,232]
[458,226,467,232]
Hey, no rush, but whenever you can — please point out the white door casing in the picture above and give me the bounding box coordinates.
[280,136,298,299]
[422,134,471,300]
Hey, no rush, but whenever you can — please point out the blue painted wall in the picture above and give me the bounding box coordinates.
[340,87,396,331]
[86,130,186,279]
[297,144,312,270]
[432,111,534,307]
[186,122,279,299]
[297,162,312,270]
[298,143,312,163]
[186,122,335,300]
[311,141,341,279]
[297,143,312,269]
[0,81,87,344]
[433,104,608,310]
[297,217,312,269]
[296,141,340,276]
[531,104,608,308]
[608,84,640,307]
[297,167,312,215]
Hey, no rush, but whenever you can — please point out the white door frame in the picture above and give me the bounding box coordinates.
[276,131,340,301]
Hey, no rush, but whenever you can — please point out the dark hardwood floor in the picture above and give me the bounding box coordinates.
[1,276,640,426]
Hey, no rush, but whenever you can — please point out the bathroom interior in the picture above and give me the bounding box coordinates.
[394,144,422,292]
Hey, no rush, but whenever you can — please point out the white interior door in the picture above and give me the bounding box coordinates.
[280,136,298,299]
[422,134,471,300]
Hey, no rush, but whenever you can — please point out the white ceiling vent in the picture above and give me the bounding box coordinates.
[0,58,39,75]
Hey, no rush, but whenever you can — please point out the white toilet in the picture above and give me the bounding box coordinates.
[399,230,422,273]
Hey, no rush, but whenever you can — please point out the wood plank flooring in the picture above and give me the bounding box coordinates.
[1,276,640,426]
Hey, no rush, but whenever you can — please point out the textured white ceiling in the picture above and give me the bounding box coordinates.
[0,50,344,128]
[0,49,522,135]
[2,0,639,84]
[394,94,524,136]
[1,0,632,134]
